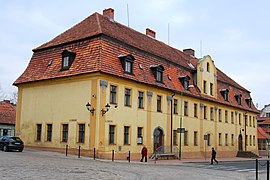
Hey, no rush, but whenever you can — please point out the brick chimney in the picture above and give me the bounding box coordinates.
[146,28,156,39]
[103,8,114,20]
[183,48,195,57]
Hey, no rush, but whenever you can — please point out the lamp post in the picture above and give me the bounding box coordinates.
[179,84,193,160]
[170,93,175,153]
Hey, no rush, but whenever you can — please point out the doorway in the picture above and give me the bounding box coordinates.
[238,134,243,151]
[153,127,164,153]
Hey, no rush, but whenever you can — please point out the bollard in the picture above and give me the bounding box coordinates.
[94,148,96,160]
[65,145,68,156]
[128,151,130,163]
[267,160,269,180]
[256,159,258,180]
[112,150,114,162]
[78,146,81,158]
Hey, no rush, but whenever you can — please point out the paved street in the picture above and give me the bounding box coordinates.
[0,148,268,180]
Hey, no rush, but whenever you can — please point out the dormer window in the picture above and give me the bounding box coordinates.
[220,89,229,101]
[234,94,242,105]
[178,75,190,90]
[118,54,135,74]
[150,65,164,83]
[245,98,252,108]
[61,50,76,70]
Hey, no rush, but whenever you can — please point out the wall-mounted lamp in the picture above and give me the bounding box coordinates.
[86,102,95,115]
[101,103,110,116]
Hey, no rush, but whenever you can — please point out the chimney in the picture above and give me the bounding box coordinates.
[146,28,156,39]
[183,48,195,57]
[103,8,114,20]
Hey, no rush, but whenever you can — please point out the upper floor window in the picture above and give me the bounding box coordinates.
[245,98,252,108]
[110,85,117,104]
[118,54,135,74]
[220,89,229,101]
[210,107,214,121]
[61,50,76,70]
[138,91,144,109]
[157,95,162,112]
[173,99,178,114]
[124,88,131,106]
[150,65,164,83]
[178,76,190,90]
[210,83,213,96]
[207,62,210,72]
[184,101,188,116]
[203,81,207,94]
[234,94,242,105]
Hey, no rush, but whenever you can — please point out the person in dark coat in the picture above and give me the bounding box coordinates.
[211,147,218,164]
[140,145,147,162]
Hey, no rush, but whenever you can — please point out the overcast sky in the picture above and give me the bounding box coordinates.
[1,0,269,109]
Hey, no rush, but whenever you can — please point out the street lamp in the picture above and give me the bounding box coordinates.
[86,102,95,115]
[101,103,110,116]
[179,85,194,160]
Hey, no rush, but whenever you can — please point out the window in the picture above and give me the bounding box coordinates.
[61,50,76,70]
[36,124,42,141]
[78,124,85,143]
[137,127,143,144]
[203,81,207,94]
[207,62,210,72]
[178,76,190,90]
[157,95,162,112]
[124,88,131,106]
[225,110,228,123]
[118,54,135,74]
[253,136,255,146]
[220,89,229,101]
[110,85,117,104]
[253,117,255,127]
[184,101,188,116]
[194,103,198,117]
[218,109,222,122]
[62,124,68,142]
[194,131,198,146]
[47,124,52,141]
[138,91,144,109]
[225,134,228,146]
[266,113,270,117]
[231,134,234,146]
[235,94,242,105]
[150,65,164,83]
[184,131,188,146]
[250,135,252,146]
[124,126,130,145]
[173,130,177,145]
[239,113,242,125]
[249,116,252,127]
[204,106,207,119]
[210,83,213,96]
[207,134,211,146]
[258,139,266,150]
[231,112,234,124]
[210,107,214,121]
[245,98,252,108]
[173,99,178,114]
[245,135,248,146]
[109,125,115,144]
[218,133,222,146]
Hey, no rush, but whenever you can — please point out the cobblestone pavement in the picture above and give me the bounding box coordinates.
[0,148,258,180]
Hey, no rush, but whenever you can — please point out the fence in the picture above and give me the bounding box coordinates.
[255,159,269,180]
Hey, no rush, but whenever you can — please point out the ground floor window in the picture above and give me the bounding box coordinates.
[109,125,115,144]
[78,124,85,143]
[258,139,266,150]
[46,124,52,141]
[137,127,143,145]
[36,124,42,141]
[62,124,68,142]
[124,126,130,145]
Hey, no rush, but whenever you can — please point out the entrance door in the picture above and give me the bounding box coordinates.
[153,127,164,153]
[238,134,243,151]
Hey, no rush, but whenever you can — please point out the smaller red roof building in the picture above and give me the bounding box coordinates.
[0,100,16,125]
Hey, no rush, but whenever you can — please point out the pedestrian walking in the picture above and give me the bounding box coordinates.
[211,147,218,164]
[140,145,147,162]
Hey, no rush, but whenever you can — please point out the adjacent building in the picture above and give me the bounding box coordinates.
[257,104,270,156]
[14,8,259,159]
[0,100,16,137]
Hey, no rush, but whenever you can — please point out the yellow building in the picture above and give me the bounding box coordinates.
[14,8,259,160]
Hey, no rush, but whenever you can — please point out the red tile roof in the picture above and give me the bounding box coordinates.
[14,10,258,113]
[257,127,269,139]
[0,101,16,125]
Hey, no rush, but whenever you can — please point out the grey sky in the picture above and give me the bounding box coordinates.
[1,0,269,109]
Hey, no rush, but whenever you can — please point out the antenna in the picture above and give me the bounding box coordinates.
[127,4,130,27]
[168,23,170,45]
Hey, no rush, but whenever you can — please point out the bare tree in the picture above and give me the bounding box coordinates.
[0,84,7,101]
[11,91,18,105]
